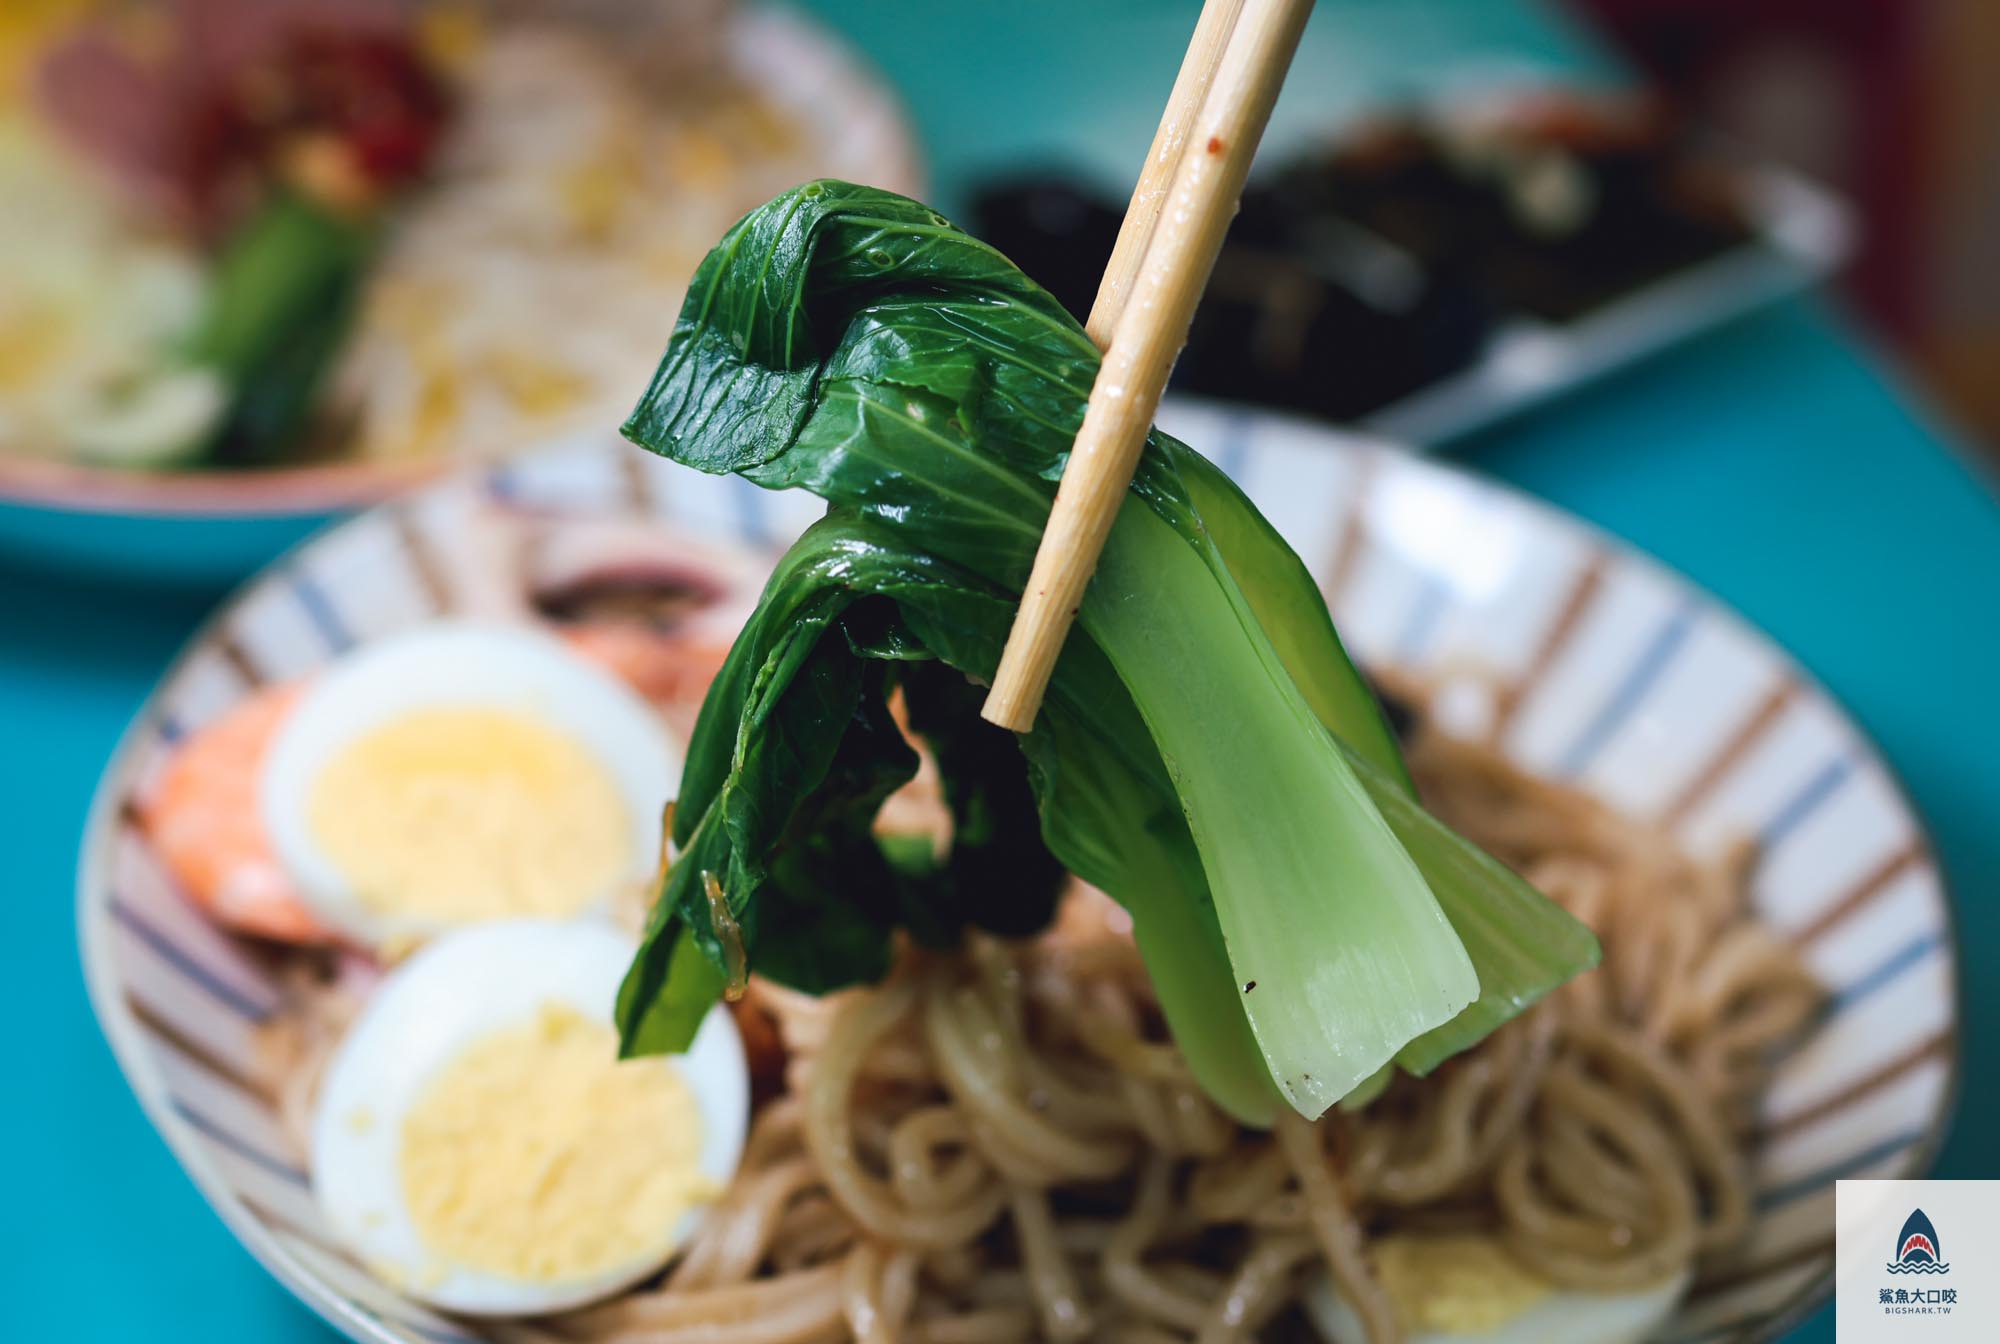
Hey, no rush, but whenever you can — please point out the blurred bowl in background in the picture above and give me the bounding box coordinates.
[0,453,435,586]
[0,2,920,585]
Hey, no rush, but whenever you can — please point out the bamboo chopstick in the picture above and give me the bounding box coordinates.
[981,0,1315,732]
[1085,0,1246,348]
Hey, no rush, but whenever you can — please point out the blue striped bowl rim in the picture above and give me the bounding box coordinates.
[80,403,1959,1343]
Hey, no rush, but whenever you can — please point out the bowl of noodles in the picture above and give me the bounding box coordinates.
[81,397,1956,1344]
[0,0,918,582]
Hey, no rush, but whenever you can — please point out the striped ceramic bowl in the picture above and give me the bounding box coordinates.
[80,404,1958,1343]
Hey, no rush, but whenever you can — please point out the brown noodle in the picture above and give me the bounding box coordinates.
[272,719,1820,1344]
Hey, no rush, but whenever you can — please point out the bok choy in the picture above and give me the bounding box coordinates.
[616,181,1597,1123]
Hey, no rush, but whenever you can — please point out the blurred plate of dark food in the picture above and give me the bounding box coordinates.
[972,87,1851,448]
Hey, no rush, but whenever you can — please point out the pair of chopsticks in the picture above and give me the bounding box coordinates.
[981,0,1316,731]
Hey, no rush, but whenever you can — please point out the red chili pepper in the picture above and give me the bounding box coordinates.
[243,30,451,194]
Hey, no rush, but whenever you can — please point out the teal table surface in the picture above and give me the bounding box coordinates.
[7,2,1996,1339]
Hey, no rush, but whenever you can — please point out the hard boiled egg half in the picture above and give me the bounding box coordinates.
[311,919,748,1315]
[1306,1235,1689,1344]
[261,623,678,949]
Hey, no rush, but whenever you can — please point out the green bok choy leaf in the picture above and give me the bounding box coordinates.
[617,181,1597,1121]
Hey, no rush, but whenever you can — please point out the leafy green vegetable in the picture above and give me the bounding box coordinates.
[186,192,374,463]
[616,509,1282,1120]
[618,181,1596,1121]
[1342,741,1599,1074]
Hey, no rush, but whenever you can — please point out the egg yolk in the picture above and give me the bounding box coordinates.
[307,707,631,925]
[1372,1233,1552,1334]
[399,1003,715,1284]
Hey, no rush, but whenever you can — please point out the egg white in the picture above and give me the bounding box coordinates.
[309,919,748,1316]
[260,621,679,948]
[1305,1265,1690,1344]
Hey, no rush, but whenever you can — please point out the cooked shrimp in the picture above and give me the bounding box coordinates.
[142,684,333,944]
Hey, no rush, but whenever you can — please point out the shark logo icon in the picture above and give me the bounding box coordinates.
[1886,1208,1950,1275]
